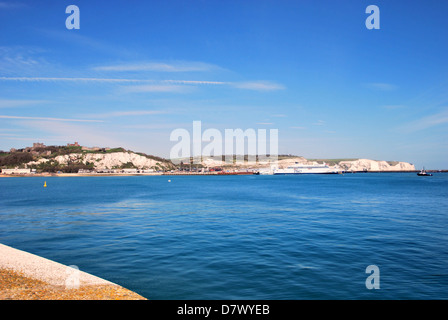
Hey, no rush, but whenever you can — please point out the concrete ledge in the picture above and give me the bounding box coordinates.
[0,243,146,300]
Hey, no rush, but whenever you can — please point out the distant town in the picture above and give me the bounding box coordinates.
[0,141,259,176]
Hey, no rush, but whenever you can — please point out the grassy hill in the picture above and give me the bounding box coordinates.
[0,145,174,173]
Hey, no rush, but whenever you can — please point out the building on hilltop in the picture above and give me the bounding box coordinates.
[8,143,45,154]
[33,142,45,149]
[82,146,101,151]
[67,142,80,147]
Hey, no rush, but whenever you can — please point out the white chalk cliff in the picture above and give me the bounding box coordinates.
[192,156,414,171]
[26,152,415,172]
[276,158,414,171]
[29,152,170,170]
[337,159,415,171]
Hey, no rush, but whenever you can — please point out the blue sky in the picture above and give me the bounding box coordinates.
[0,0,447,168]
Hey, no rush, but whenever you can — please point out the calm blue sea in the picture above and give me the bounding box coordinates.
[1,173,447,299]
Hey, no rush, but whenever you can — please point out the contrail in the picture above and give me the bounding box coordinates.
[0,76,227,85]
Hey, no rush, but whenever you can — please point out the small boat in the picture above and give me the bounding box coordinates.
[417,168,432,176]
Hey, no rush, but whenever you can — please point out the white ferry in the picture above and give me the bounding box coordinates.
[273,162,342,175]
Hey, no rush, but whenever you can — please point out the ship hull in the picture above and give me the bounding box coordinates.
[273,163,342,175]
[274,172,339,175]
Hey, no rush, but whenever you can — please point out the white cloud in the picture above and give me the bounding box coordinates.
[162,80,226,85]
[381,105,406,110]
[121,84,194,93]
[0,77,284,92]
[313,120,326,126]
[120,123,186,130]
[0,99,49,108]
[0,47,49,75]
[0,2,26,9]
[0,76,143,83]
[232,81,285,91]
[94,61,222,72]
[366,82,397,91]
[87,110,167,118]
[0,77,226,86]
[399,108,448,132]
[0,115,103,122]
[39,29,131,58]
[0,133,24,137]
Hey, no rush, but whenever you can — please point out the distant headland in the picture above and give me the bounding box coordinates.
[0,142,419,176]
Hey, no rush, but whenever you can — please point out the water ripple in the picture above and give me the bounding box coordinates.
[1,173,447,299]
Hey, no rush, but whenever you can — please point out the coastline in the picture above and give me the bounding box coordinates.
[1,170,445,178]
[0,173,163,178]
[0,243,146,300]
[0,172,255,177]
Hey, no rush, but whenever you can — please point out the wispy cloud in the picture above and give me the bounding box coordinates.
[0,99,49,108]
[232,81,285,91]
[87,110,167,118]
[366,82,397,91]
[0,135,68,142]
[0,76,146,83]
[399,108,448,132]
[381,105,406,110]
[313,120,326,126]
[290,126,306,129]
[0,115,103,122]
[0,77,284,91]
[272,114,287,118]
[163,80,226,85]
[0,2,27,9]
[94,61,222,72]
[121,84,194,93]
[0,46,50,75]
[119,123,187,130]
[0,133,25,137]
[0,76,226,85]
[39,29,132,58]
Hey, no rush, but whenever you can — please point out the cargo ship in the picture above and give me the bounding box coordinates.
[273,163,342,175]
